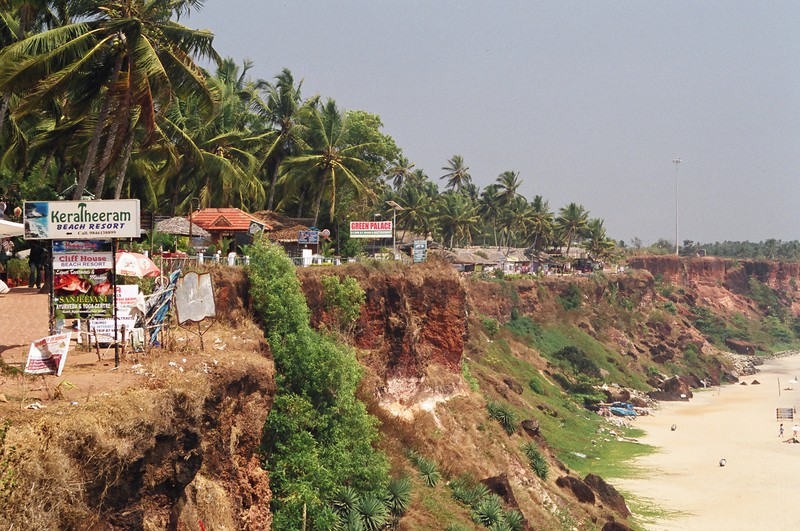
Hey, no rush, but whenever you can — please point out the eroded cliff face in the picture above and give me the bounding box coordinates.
[298,262,467,379]
[0,295,275,530]
[628,256,800,316]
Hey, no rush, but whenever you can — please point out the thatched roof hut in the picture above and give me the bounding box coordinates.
[156,216,211,238]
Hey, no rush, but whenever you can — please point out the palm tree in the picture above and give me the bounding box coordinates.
[0,0,220,200]
[555,202,589,258]
[479,184,502,247]
[258,68,310,211]
[384,154,415,190]
[583,218,615,259]
[434,191,479,249]
[278,100,375,226]
[392,180,436,241]
[527,195,553,253]
[440,154,471,192]
[495,170,522,207]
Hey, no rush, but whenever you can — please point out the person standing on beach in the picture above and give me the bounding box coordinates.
[779,423,784,437]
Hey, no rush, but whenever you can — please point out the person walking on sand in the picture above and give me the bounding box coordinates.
[792,424,799,440]
[779,423,784,437]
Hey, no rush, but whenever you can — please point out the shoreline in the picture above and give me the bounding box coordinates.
[615,352,800,530]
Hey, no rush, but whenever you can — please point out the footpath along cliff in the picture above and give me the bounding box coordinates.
[0,254,797,529]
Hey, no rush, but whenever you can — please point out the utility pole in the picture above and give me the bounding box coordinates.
[672,158,682,256]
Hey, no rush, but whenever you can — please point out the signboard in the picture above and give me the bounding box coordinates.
[24,199,140,240]
[248,220,265,235]
[24,333,72,376]
[413,239,428,263]
[349,220,392,238]
[298,230,319,244]
[175,272,216,324]
[52,240,113,319]
[89,317,136,343]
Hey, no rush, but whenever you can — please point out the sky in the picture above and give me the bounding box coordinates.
[186,1,800,245]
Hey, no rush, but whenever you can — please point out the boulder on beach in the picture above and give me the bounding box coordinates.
[751,380,760,385]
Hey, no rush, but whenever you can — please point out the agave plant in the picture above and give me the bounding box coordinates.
[487,401,518,435]
[333,485,361,516]
[503,508,525,531]
[471,494,505,527]
[521,442,549,480]
[357,493,389,531]
[384,476,413,517]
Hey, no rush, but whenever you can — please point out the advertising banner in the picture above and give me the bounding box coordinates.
[24,333,72,376]
[24,199,140,240]
[52,240,113,319]
[298,230,319,244]
[349,220,392,238]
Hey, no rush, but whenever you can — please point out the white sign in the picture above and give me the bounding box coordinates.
[25,333,72,376]
[115,285,140,317]
[89,317,137,343]
[175,272,216,324]
[53,252,114,270]
[350,220,392,238]
[24,200,141,240]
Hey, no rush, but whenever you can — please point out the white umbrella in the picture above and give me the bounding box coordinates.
[0,219,24,238]
[116,251,161,278]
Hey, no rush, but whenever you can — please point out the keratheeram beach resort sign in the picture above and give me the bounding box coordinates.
[23,200,141,240]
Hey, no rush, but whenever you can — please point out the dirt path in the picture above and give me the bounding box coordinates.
[0,287,138,408]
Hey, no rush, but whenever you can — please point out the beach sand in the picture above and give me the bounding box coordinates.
[616,355,800,531]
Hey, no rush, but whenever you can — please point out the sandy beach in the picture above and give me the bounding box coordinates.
[616,355,800,530]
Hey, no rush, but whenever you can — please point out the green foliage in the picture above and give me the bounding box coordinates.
[765,316,795,343]
[407,450,441,487]
[557,283,583,311]
[504,316,541,340]
[486,401,518,435]
[527,373,547,395]
[461,360,479,392]
[321,274,366,333]
[748,278,786,320]
[551,346,600,378]
[662,301,677,315]
[5,259,26,282]
[449,475,490,507]
[521,442,549,480]
[249,242,388,529]
[481,316,499,337]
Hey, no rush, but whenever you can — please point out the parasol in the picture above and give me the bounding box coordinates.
[116,251,161,278]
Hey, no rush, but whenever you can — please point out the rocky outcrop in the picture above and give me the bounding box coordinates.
[556,475,596,504]
[585,473,630,517]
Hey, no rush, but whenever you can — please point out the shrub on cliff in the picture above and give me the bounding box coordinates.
[249,241,389,529]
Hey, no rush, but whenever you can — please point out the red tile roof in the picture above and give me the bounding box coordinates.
[190,208,273,233]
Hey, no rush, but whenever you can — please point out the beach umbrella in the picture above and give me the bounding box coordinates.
[155,216,210,238]
[116,251,161,278]
[0,219,23,237]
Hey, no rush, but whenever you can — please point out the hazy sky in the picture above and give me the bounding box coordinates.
[187,1,799,245]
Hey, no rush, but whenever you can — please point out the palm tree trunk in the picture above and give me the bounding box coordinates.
[312,170,327,226]
[0,93,10,138]
[94,116,123,198]
[113,129,135,199]
[266,155,283,211]
[74,53,124,200]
